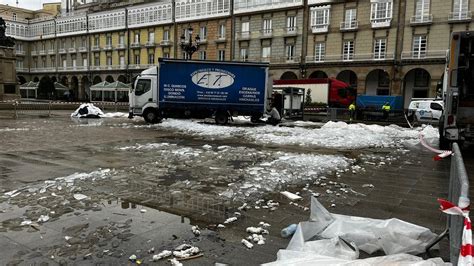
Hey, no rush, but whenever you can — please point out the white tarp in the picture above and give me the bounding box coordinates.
[264,197,444,265]
[70,103,105,118]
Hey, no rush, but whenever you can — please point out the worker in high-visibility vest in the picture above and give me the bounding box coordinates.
[348,102,356,122]
[382,102,391,120]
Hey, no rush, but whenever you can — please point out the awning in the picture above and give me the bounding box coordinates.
[90,81,111,90]
[20,81,39,89]
[54,82,69,91]
[103,81,131,91]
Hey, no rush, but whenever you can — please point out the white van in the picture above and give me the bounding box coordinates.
[407,99,444,123]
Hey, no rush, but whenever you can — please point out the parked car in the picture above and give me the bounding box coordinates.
[407,99,444,123]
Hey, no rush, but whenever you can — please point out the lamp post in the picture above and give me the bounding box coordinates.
[180,27,200,59]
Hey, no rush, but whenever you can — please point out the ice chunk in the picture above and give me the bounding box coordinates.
[281,191,302,201]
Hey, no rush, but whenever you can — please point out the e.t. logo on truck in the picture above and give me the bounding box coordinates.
[191,68,235,89]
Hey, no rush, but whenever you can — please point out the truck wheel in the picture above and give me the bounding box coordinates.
[215,111,229,125]
[144,108,162,124]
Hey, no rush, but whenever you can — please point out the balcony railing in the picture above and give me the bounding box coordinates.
[160,40,172,46]
[130,43,141,48]
[30,67,56,73]
[116,43,126,50]
[237,31,251,40]
[103,45,113,50]
[145,42,156,47]
[401,50,447,60]
[305,53,395,63]
[15,50,25,56]
[448,11,472,22]
[58,66,88,72]
[410,14,433,25]
[285,27,298,35]
[241,56,301,64]
[311,24,329,33]
[31,51,37,56]
[68,48,76,53]
[79,47,88,52]
[371,18,391,28]
[260,29,273,38]
[216,35,226,42]
[48,49,55,54]
[59,48,67,54]
[16,67,29,72]
[234,0,303,14]
[340,20,358,31]
[129,64,154,69]
[39,50,46,55]
[91,46,101,51]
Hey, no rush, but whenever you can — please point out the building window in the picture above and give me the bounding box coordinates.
[240,48,248,61]
[453,0,469,19]
[62,40,67,49]
[262,46,271,60]
[72,58,77,68]
[262,19,272,34]
[240,21,250,38]
[285,44,295,61]
[371,1,393,22]
[344,8,357,28]
[414,0,430,21]
[51,58,55,67]
[218,24,225,39]
[107,56,112,66]
[42,58,46,68]
[218,50,225,61]
[163,52,170,58]
[62,59,67,68]
[199,50,207,60]
[119,35,125,45]
[134,54,140,64]
[83,58,87,67]
[163,30,170,41]
[343,40,354,61]
[13,13,17,21]
[314,42,325,62]
[82,38,87,48]
[311,7,330,31]
[414,69,430,87]
[148,53,154,64]
[134,33,140,44]
[287,16,296,33]
[94,37,99,47]
[373,38,386,59]
[94,57,100,66]
[119,56,125,67]
[71,39,76,48]
[413,35,427,58]
[106,36,112,46]
[148,32,155,44]
[200,26,207,40]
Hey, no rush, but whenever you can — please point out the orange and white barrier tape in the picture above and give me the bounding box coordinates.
[438,198,473,265]
[419,133,453,160]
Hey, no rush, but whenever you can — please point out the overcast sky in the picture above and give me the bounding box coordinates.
[2,0,59,11]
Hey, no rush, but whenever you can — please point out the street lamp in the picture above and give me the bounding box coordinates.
[180,26,200,59]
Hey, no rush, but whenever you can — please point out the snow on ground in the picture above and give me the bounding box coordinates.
[102,112,129,118]
[0,127,30,132]
[155,119,438,149]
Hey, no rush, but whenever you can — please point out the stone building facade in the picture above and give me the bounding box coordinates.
[3,0,473,107]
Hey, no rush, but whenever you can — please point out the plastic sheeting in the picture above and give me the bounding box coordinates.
[263,197,444,265]
[71,104,105,118]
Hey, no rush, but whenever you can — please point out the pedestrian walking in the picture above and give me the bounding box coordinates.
[348,102,356,122]
[382,102,391,120]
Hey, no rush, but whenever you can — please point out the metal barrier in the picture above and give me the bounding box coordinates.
[13,101,51,118]
[327,108,351,122]
[426,143,470,264]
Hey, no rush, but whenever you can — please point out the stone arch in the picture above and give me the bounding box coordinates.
[280,71,298,80]
[51,76,57,83]
[337,70,358,89]
[70,76,79,101]
[17,76,27,85]
[93,76,102,84]
[403,68,431,107]
[118,75,127,83]
[33,77,39,82]
[365,69,390,95]
[308,70,328,79]
[105,75,114,83]
[60,76,69,87]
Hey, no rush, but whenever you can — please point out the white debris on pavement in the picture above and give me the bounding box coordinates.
[246,227,269,234]
[152,250,172,261]
[191,226,201,236]
[73,193,88,201]
[224,217,237,224]
[280,191,302,201]
[170,258,183,266]
[242,239,254,249]
[173,246,200,258]
[37,215,50,223]
[71,103,105,118]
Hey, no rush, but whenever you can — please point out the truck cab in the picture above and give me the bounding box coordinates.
[129,67,161,123]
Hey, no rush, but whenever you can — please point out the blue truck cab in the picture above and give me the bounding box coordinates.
[129,59,270,124]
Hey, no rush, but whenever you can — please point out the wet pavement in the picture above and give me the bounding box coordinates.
[0,111,455,265]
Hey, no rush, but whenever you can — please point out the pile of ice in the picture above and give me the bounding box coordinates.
[156,119,439,149]
[71,103,104,118]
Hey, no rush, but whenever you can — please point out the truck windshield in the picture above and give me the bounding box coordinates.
[135,79,151,96]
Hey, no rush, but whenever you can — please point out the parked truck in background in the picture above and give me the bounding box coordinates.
[439,31,474,149]
[129,59,270,124]
[273,78,356,108]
